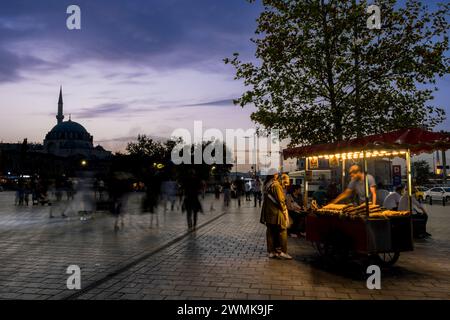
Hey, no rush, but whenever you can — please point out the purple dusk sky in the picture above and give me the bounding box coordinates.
[0,0,448,153]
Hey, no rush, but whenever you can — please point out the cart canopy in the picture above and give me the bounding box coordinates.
[283,128,450,159]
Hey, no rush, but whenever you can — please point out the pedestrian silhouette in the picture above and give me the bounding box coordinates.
[181,169,203,231]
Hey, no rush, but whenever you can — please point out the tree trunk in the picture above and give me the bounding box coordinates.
[321,0,342,142]
[352,0,362,138]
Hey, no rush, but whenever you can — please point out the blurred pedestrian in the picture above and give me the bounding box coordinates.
[234,178,245,207]
[14,184,20,206]
[66,179,75,200]
[49,178,67,218]
[97,178,105,201]
[181,170,203,231]
[54,176,64,202]
[253,176,262,207]
[24,182,30,206]
[143,177,161,229]
[245,180,252,201]
[176,181,183,209]
[109,173,131,231]
[201,180,207,199]
[214,184,221,199]
[222,178,231,207]
[161,178,177,212]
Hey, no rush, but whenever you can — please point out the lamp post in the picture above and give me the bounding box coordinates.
[442,150,448,185]
[244,135,257,177]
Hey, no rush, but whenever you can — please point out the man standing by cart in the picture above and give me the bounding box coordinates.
[330,164,377,205]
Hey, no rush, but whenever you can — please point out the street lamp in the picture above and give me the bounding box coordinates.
[153,162,165,170]
[244,134,258,176]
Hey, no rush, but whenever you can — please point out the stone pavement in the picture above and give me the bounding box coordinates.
[0,190,449,300]
[74,201,450,300]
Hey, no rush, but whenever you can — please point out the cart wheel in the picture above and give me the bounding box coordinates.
[314,241,349,263]
[376,252,400,267]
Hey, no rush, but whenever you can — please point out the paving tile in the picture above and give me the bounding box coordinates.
[1,191,450,300]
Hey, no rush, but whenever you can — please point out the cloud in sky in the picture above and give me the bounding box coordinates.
[0,0,260,78]
[182,99,235,107]
[75,103,129,119]
[0,0,262,148]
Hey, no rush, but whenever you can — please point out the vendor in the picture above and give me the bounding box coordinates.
[330,164,377,205]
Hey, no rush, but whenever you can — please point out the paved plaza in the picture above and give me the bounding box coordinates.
[0,190,449,300]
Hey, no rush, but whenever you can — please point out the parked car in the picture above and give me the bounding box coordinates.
[424,187,450,204]
[414,186,429,202]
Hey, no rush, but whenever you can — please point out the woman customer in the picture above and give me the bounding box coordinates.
[285,185,305,237]
[260,169,292,260]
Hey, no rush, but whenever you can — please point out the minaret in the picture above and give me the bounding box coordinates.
[56,86,64,124]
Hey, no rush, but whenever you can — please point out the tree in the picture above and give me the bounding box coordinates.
[413,160,432,185]
[225,0,449,145]
[108,135,177,181]
[175,140,233,181]
[126,135,169,160]
[118,135,232,182]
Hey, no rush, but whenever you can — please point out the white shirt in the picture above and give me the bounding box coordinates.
[376,189,390,206]
[383,192,401,209]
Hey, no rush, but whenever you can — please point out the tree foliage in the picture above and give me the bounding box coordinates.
[225,0,449,145]
[126,135,175,160]
[120,135,232,182]
[174,140,233,181]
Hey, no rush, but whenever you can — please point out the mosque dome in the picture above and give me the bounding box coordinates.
[49,120,88,134]
[45,119,92,143]
[43,87,110,159]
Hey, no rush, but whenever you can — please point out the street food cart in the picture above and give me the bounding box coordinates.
[283,128,450,266]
